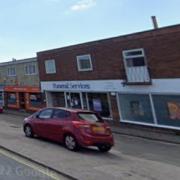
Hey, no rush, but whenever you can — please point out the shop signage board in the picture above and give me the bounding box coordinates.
[41,80,122,92]
[4,86,40,93]
[41,79,180,93]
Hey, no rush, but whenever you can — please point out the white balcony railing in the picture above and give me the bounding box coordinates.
[125,66,151,83]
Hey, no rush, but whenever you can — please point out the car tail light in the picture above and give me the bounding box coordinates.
[72,121,92,134]
[105,127,112,135]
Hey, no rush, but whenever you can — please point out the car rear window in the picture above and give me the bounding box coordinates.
[78,112,103,122]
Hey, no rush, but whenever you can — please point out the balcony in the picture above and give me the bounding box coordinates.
[125,66,151,85]
[122,48,152,85]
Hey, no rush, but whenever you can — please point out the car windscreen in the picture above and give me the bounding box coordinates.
[78,112,103,123]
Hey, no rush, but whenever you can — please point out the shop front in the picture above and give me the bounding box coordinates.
[41,79,180,129]
[0,84,4,108]
[4,86,45,111]
[117,79,180,130]
[118,93,180,130]
[41,80,122,120]
[50,92,111,119]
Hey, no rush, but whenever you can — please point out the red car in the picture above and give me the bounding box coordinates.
[23,107,114,152]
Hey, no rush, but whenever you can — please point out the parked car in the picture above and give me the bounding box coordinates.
[23,107,114,152]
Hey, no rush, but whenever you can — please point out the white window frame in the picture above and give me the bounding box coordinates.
[76,54,93,72]
[7,67,16,76]
[45,59,56,74]
[122,48,147,67]
[24,63,37,75]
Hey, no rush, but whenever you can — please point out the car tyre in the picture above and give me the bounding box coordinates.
[98,145,112,152]
[24,125,34,138]
[64,134,79,151]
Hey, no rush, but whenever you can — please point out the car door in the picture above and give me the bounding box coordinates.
[50,109,71,142]
[33,108,54,138]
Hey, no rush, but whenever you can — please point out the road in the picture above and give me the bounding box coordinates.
[0,112,180,180]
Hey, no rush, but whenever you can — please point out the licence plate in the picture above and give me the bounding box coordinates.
[92,127,105,133]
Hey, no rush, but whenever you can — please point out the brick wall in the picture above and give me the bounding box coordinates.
[37,24,180,81]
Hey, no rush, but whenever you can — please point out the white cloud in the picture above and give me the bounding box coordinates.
[70,0,96,12]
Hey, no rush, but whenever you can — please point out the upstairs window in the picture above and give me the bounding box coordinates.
[123,49,146,67]
[77,54,93,71]
[7,67,16,76]
[45,59,56,74]
[25,63,36,75]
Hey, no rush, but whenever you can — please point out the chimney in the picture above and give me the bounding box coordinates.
[151,16,158,29]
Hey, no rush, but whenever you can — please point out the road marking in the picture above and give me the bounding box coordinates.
[0,148,68,180]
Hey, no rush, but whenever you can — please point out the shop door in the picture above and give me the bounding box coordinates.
[19,92,25,109]
[67,92,82,109]
[51,92,65,107]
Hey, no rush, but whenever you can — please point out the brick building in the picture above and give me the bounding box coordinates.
[37,24,180,130]
[0,57,45,111]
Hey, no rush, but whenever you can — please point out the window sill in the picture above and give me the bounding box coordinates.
[78,69,93,72]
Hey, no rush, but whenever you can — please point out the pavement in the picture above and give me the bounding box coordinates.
[0,152,53,180]
[0,111,180,180]
[0,146,71,180]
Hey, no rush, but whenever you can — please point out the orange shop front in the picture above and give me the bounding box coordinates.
[4,86,45,111]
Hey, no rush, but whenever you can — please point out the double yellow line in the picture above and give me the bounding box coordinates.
[0,148,68,180]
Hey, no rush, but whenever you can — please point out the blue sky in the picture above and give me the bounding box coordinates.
[0,0,180,62]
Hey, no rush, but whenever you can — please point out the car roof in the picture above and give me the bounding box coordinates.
[43,107,94,113]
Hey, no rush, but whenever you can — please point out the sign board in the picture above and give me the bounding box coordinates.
[41,80,122,92]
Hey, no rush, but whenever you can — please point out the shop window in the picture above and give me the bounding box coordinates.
[7,93,16,105]
[119,94,154,123]
[25,63,36,75]
[7,67,16,76]
[45,59,56,74]
[87,93,111,118]
[29,93,44,108]
[0,93,3,101]
[153,95,180,127]
[77,54,93,71]
[0,92,3,107]
[66,93,82,109]
[130,101,144,116]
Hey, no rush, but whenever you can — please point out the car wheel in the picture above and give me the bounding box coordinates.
[24,125,34,138]
[64,135,79,151]
[98,145,112,152]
